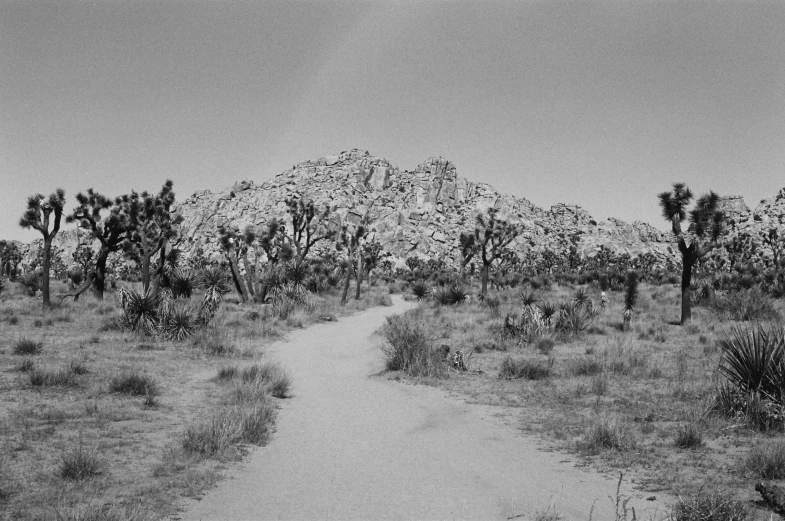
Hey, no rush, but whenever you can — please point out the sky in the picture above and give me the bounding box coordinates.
[2,1,784,242]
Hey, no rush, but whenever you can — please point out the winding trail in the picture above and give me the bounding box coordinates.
[180,296,668,521]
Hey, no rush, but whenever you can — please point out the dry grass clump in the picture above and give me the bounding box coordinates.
[578,415,636,454]
[674,423,703,450]
[13,338,42,355]
[670,491,748,521]
[29,367,78,387]
[191,327,237,356]
[109,371,159,397]
[59,443,104,481]
[182,401,276,459]
[498,356,552,380]
[742,439,785,480]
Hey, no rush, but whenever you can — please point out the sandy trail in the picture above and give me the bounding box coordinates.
[179,297,669,521]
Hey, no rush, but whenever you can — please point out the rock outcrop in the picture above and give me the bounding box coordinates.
[173,149,679,268]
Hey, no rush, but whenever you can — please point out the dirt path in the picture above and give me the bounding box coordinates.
[179,297,670,521]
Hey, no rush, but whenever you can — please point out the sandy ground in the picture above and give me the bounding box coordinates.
[178,296,670,521]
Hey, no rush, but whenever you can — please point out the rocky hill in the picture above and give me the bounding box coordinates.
[173,149,678,269]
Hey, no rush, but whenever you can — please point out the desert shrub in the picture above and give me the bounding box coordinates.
[573,287,590,308]
[484,295,501,312]
[29,367,76,387]
[579,415,636,454]
[33,319,43,327]
[707,288,779,321]
[110,372,159,397]
[715,323,785,430]
[13,338,41,355]
[742,439,785,480]
[59,444,103,481]
[8,316,19,325]
[19,271,39,296]
[446,286,468,305]
[120,288,160,333]
[535,337,555,354]
[182,400,276,459]
[380,312,442,377]
[670,492,747,521]
[569,357,603,376]
[499,356,552,380]
[674,423,703,449]
[375,293,393,306]
[411,280,430,301]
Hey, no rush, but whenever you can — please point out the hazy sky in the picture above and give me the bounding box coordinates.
[2,1,784,242]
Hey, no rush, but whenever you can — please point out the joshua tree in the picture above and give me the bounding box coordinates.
[362,239,383,288]
[67,189,134,300]
[284,197,335,266]
[458,232,477,280]
[337,224,366,304]
[217,225,249,303]
[122,180,182,292]
[474,208,522,295]
[19,189,66,307]
[658,183,725,324]
[761,226,785,272]
[238,226,257,299]
[0,241,22,280]
[623,271,638,331]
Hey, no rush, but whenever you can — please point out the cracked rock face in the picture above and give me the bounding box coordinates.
[172,149,681,268]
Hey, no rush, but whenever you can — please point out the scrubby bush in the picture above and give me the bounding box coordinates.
[569,357,603,377]
[674,423,703,449]
[411,280,430,301]
[29,367,76,387]
[707,288,780,322]
[182,400,276,459]
[380,312,442,377]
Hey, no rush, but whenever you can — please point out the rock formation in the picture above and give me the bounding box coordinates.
[172,149,678,269]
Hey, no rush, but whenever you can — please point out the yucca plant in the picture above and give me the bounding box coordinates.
[624,271,639,311]
[411,280,430,301]
[447,285,468,305]
[161,305,196,341]
[170,270,196,299]
[716,323,785,429]
[122,289,161,333]
[573,287,590,308]
[199,267,231,297]
[517,290,539,308]
[539,301,558,327]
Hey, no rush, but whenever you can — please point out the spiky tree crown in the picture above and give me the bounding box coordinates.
[19,189,66,237]
[658,183,724,241]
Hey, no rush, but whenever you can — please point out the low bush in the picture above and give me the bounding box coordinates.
[240,362,291,399]
[13,359,34,372]
[498,356,552,380]
[536,338,555,354]
[707,288,779,322]
[380,312,443,377]
[13,338,41,355]
[192,328,236,356]
[110,372,159,397]
[742,440,785,480]
[670,491,747,521]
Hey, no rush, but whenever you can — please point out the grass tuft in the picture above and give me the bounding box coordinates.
[109,371,159,397]
[498,356,552,380]
[674,423,703,449]
[13,338,42,355]
[59,443,103,481]
[742,439,785,480]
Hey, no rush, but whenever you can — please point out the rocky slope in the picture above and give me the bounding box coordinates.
[173,149,677,268]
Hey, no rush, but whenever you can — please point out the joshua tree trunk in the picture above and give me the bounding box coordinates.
[481,263,490,295]
[341,251,353,305]
[354,253,363,300]
[241,250,255,298]
[41,237,52,307]
[680,254,695,325]
[92,250,109,300]
[226,253,247,303]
